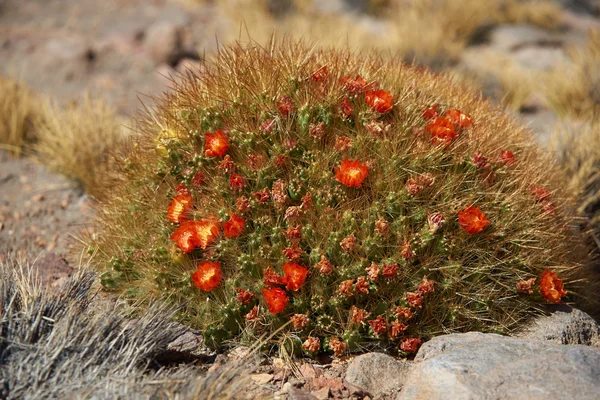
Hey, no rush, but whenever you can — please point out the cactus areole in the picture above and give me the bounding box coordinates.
[92,40,586,355]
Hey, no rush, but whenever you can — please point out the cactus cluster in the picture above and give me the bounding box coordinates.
[91,40,589,355]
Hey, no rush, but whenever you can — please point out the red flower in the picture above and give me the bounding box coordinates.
[335,159,369,188]
[444,109,473,129]
[340,97,353,117]
[223,212,245,238]
[264,267,283,287]
[458,206,490,235]
[191,261,222,292]
[170,219,220,253]
[426,117,458,145]
[341,75,367,94]
[382,263,399,279]
[315,255,334,275]
[237,288,254,304]
[422,105,439,121]
[500,150,516,165]
[516,278,536,294]
[262,287,288,314]
[400,337,421,353]
[417,276,435,296]
[301,193,313,209]
[540,270,567,303]
[312,65,329,82]
[277,95,295,116]
[406,178,422,195]
[282,262,309,291]
[290,313,309,329]
[167,192,193,224]
[531,186,551,202]
[389,320,408,339]
[204,130,229,158]
[368,315,387,337]
[229,173,246,191]
[406,292,423,309]
[365,89,394,113]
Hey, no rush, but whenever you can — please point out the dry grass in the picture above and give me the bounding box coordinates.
[33,96,126,199]
[0,76,43,156]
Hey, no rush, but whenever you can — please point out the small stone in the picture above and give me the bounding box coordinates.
[250,373,273,385]
[288,387,318,400]
[145,21,182,64]
[299,363,322,379]
[311,387,330,400]
[345,353,410,396]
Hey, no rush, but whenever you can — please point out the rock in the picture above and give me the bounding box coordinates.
[250,373,273,385]
[511,46,567,71]
[487,25,562,52]
[345,352,411,396]
[145,21,182,65]
[555,0,600,16]
[166,329,206,354]
[288,387,319,400]
[519,306,600,347]
[310,387,330,400]
[398,332,600,400]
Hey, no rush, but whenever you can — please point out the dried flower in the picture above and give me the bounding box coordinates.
[283,243,303,262]
[338,279,354,296]
[350,306,370,325]
[516,278,536,294]
[427,212,445,233]
[365,120,390,137]
[500,150,516,165]
[395,306,414,321]
[422,105,439,120]
[192,171,205,186]
[531,186,551,202]
[471,152,490,169]
[245,305,259,321]
[309,122,326,138]
[291,313,309,330]
[334,136,353,152]
[247,154,265,170]
[282,262,309,291]
[191,261,222,292]
[366,262,381,281]
[236,196,250,213]
[170,219,220,253]
[312,65,329,82]
[204,130,229,158]
[426,117,457,145]
[444,109,473,129]
[389,320,408,339]
[262,287,288,314]
[285,206,304,222]
[417,276,435,296]
[260,119,276,133]
[229,173,246,191]
[399,337,421,353]
[341,75,367,94]
[237,288,254,304]
[382,263,399,278]
[406,292,423,309]
[375,217,389,235]
[284,225,302,243]
[271,179,288,207]
[277,95,295,116]
[340,97,353,117]
[335,159,368,188]
[368,315,388,337]
[264,266,283,287]
[315,255,333,275]
[355,276,370,295]
[253,188,271,203]
[301,193,313,209]
[217,155,235,172]
[303,336,321,353]
[167,192,193,224]
[540,270,567,303]
[223,212,245,238]
[406,178,422,195]
[400,241,415,260]
[365,89,394,113]
[458,205,490,235]
[328,337,347,356]
[340,234,357,252]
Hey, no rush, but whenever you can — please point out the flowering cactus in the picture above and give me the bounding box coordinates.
[91,40,589,355]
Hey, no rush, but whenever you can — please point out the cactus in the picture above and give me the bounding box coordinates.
[90,40,590,355]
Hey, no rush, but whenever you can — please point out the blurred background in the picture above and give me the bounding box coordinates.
[1,0,599,283]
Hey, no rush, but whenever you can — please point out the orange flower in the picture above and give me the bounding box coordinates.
[315,255,334,275]
[191,261,222,292]
[444,109,473,129]
[417,276,435,296]
[406,292,423,309]
[262,287,288,314]
[291,313,309,330]
[277,95,295,116]
[264,267,284,287]
[516,278,536,294]
[170,219,220,253]
[340,97,353,117]
[458,205,490,235]
[389,320,408,339]
[328,337,347,356]
[368,315,387,337]
[237,288,254,304]
[335,159,368,188]
[422,105,439,121]
[399,337,421,353]
[229,173,246,191]
[365,89,394,113]
[341,75,367,94]
[500,150,516,165]
[282,262,309,291]
[167,192,193,224]
[204,130,229,158]
[426,117,458,145]
[223,212,245,238]
[303,336,321,353]
[540,270,567,303]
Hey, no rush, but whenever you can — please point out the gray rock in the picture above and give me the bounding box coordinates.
[488,24,562,52]
[555,0,600,15]
[519,306,600,347]
[398,332,600,400]
[145,21,182,64]
[345,352,411,396]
